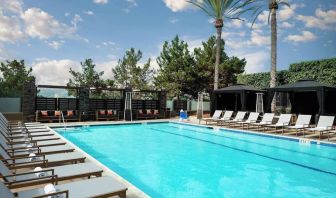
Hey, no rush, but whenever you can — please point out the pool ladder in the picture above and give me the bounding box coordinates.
[59,111,66,130]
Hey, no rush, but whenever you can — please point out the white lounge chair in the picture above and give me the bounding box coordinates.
[249,113,275,131]
[1,146,86,169]
[235,112,260,129]
[304,116,335,140]
[0,161,103,189]
[216,111,234,126]
[202,110,223,124]
[0,138,74,157]
[222,111,247,127]
[0,176,127,198]
[284,114,311,136]
[264,114,292,133]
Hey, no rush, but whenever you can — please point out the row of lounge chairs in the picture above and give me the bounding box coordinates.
[0,112,128,197]
[202,110,335,140]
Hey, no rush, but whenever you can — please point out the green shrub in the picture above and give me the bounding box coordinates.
[237,58,336,89]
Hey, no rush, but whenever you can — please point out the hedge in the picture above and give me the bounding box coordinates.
[237,58,336,89]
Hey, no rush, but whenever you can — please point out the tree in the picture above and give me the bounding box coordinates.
[192,36,246,97]
[0,60,35,96]
[253,0,289,111]
[112,48,154,90]
[189,0,257,90]
[155,36,195,99]
[67,59,106,94]
[269,0,289,111]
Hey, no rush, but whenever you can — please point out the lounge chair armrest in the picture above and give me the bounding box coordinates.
[250,120,258,122]
[7,140,37,145]
[32,190,69,198]
[282,122,290,126]
[265,121,272,124]
[326,126,332,130]
[4,172,56,186]
[303,124,310,128]
[6,159,47,168]
[236,118,244,121]
[2,154,45,160]
[3,169,54,178]
[7,147,40,154]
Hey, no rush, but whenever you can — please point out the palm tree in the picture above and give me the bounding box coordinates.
[269,0,289,111]
[188,0,257,90]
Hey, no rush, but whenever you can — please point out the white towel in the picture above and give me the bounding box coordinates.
[34,167,46,177]
[44,183,57,198]
[29,153,36,161]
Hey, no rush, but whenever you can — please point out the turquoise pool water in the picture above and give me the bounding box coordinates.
[56,122,336,198]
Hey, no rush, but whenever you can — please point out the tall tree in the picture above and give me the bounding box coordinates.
[155,36,195,99]
[192,36,246,97]
[0,60,35,96]
[113,48,154,90]
[67,58,106,89]
[269,0,289,111]
[189,0,257,90]
[253,0,289,111]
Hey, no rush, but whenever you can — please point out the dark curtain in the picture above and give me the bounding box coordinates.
[325,90,336,114]
[215,93,241,111]
[266,91,275,112]
[246,92,257,112]
[291,92,319,115]
[240,91,246,111]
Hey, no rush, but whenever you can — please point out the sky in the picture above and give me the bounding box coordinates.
[0,0,335,86]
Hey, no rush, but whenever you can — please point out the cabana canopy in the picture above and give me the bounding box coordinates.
[212,84,266,112]
[268,79,336,115]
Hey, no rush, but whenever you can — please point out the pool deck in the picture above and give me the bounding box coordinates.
[42,117,336,197]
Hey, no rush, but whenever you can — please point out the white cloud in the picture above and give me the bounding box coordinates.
[296,8,336,31]
[239,51,269,74]
[46,40,64,50]
[285,31,317,43]
[183,38,203,52]
[126,0,137,7]
[250,30,270,46]
[123,0,138,13]
[169,17,179,24]
[0,0,23,13]
[96,60,118,80]
[163,0,189,12]
[32,59,80,85]
[0,11,25,43]
[71,14,83,28]
[226,19,244,28]
[280,22,294,29]
[22,8,75,39]
[93,0,108,4]
[83,10,94,15]
[31,59,117,85]
[278,5,295,21]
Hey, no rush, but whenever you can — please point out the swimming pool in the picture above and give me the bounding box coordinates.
[56,122,336,198]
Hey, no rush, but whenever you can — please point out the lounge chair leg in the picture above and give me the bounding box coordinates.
[120,190,127,198]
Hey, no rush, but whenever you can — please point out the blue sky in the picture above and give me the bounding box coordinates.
[0,0,335,86]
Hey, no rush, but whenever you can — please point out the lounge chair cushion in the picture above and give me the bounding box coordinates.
[13,162,103,182]
[17,177,127,198]
[0,182,14,198]
[67,110,74,117]
[10,152,84,165]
